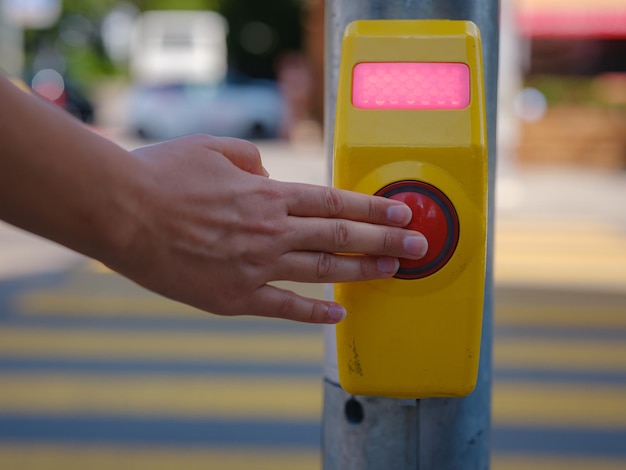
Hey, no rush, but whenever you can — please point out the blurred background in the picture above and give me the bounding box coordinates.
[0,0,625,468]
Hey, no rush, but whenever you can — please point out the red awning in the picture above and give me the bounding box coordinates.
[516,0,626,38]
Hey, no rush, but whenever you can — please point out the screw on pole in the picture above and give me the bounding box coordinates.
[322,1,499,468]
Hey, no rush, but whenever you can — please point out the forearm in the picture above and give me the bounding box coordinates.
[0,75,142,263]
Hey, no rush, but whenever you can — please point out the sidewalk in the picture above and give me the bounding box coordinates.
[495,166,626,292]
[0,223,82,280]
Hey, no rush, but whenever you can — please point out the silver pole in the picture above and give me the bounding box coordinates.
[322,1,499,468]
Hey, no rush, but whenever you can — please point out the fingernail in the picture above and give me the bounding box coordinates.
[262,166,270,177]
[328,305,347,322]
[377,256,400,274]
[404,234,429,258]
[387,205,412,225]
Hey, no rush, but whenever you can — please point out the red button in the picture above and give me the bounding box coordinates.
[376,181,459,279]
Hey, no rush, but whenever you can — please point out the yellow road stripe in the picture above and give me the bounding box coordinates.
[0,374,322,420]
[0,373,625,428]
[0,327,323,363]
[17,289,626,330]
[494,337,626,371]
[493,382,626,428]
[3,327,625,373]
[18,258,626,329]
[17,263,626,326]
[492,454,626,470]
[496,219,620,234]
[17,294,213,317]
[494,220,626,289]
[495,231,626,252]
[495,264,626,290]
[2,445,626,470]
[495,257,626,289]
[494,221,626,252]
[0,444,319,470]
[495,306,626,329]
[16,280,326,317]
[18,291,626,331]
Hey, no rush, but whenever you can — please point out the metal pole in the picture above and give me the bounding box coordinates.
[322,1,499,469]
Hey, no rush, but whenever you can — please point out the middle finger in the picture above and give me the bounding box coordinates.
[286,217,428,259]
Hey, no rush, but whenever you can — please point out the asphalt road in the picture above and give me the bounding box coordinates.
[0,139,625,469]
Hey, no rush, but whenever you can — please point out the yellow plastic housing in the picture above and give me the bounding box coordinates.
[333,20,488,398]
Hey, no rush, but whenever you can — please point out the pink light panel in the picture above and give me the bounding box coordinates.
[352,62,470,110]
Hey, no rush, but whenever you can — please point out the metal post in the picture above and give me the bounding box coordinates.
[322,1,499,469]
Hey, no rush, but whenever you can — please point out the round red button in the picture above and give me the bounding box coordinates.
[376,181,459,279]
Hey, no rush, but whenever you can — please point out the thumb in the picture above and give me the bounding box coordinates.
[214,136,270,177]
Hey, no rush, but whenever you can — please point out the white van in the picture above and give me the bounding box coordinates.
[130,10,228,85]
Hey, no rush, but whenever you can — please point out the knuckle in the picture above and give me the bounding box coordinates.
[242,140,261,159]
[188,133,215,146]
[360,256,376,279]
[322,187,344,217]
[334,221,351,249]
[316,252,334,279]
[309,302,329,324]
[383,230,396,252]
[368,197,378,222]
[257,182,285,203]
[277,291,298,318]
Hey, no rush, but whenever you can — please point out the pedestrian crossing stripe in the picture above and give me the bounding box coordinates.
[0,444,320,470]
[0,327,324,363]
[1,444,626,470]
[0,373,625,428]
[494,382,626,428]
[17,290,626,331]
[15,279,327,318]
[1,327,625,372]
[492,454,626,470]
[495,219,626,290]
[495,306,626,329]
[496,337,626,372]
[0,374,322,421]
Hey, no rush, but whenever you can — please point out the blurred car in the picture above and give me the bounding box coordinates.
[127,78,284,140]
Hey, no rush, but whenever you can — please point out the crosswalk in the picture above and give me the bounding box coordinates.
[494,218,626,291]
[0,218,625,469]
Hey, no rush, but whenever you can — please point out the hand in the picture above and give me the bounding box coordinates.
[107,135,428,324]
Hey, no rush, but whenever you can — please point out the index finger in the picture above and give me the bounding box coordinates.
[283,183,412,227]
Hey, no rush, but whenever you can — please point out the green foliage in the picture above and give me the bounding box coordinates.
[136,0,219,11]
[22,0,121,87]
[62,0,119,17]
[526,76,606,107]
[22,0,305,86]
[218,0,304,79]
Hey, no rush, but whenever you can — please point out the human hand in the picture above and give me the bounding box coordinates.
[108,135,428,324]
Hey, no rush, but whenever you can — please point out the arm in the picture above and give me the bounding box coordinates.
[0,75,428,324]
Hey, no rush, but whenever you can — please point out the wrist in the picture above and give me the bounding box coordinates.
[91,149,154,275]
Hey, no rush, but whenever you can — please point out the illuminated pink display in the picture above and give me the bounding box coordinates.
[352,62,470,110]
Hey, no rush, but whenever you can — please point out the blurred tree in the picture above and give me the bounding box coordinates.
[218,0,304,79]
[22,0,305,85]
[23,0,119,84]
[135,0,218,10]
